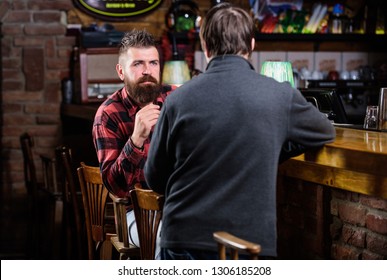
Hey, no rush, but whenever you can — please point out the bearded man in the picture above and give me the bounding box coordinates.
[92,30,175,257]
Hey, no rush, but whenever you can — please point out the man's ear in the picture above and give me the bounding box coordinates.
[201,41,211,62]
[251,38,255,52]
[116,63,124,81]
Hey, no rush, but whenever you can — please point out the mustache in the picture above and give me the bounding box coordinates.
[137,75,158,84]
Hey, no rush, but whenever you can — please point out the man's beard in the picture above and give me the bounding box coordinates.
[126,75,162,106]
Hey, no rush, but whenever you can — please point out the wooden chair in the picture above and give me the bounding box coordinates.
[109,193,141,260]
[20,132,62,259]
[213,231,261,260]
[39,152,64,259]
[130,185,164,260]
[77,162,113,259]
[56,145,86,259]
[20,132,41,258]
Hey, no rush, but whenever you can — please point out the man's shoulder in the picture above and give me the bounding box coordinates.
[162,84,177,96]
[94,90,131,124]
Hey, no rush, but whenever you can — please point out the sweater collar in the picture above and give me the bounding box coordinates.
[206,55,255,72]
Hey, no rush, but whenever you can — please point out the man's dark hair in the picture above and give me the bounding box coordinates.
[119,29,157,56]
[200,3,254,57]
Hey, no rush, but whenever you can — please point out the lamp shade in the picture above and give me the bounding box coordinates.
[260,61,295,88]
[162,60,191,87]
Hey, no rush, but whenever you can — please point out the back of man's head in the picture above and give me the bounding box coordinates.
[199,3,254,58]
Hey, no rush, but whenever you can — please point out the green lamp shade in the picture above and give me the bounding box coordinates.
[260,61,295,88]
[162,60,191,87]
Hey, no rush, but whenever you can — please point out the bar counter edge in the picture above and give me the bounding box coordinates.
[279,127,387,199]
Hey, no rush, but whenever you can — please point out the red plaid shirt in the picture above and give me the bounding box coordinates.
[92,85,173,198]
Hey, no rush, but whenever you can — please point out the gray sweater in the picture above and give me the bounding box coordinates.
[145,55,335,256]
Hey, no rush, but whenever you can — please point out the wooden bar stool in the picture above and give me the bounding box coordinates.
[77,162,114,259]
[213,231,261,260]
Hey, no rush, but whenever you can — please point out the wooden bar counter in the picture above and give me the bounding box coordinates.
[279,127,387,199]
[277,127,387,260]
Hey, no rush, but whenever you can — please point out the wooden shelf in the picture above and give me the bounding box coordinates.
[172,31,387,52]
[254,33,387,52]
[255,33,387,43]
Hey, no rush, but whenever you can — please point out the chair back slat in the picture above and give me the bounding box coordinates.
[77,162,109,259]
[108,192,140,259]
[20,133,38,196]
[56,145,86,259]
[130,188,164,260]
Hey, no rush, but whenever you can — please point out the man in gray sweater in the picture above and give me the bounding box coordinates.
[145,3,335,259]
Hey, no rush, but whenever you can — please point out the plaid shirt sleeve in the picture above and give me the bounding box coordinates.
[93,104,145,198]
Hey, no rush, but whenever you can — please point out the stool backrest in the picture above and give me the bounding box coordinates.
[77,162,109,259]
[130,186,164,260]
[213,231,261,260]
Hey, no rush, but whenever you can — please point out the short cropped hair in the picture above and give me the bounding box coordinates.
[199,3,254,57]
[118,29,157,56]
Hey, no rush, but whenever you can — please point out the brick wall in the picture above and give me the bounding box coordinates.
[277,175,387,260]
[331,189,387,259]
[1,0,76,195]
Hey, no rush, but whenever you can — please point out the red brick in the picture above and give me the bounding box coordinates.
[2,24,24,35]
[58,48,72,58]
[366,232,387,256]
[33,11,61,23]
[3,114,36,126]
[2,81,23,91]
[45,39,56,58]
[360,195,387,211]
[2,91,42,102]
[338,201,367,226]
[23,48,44,91]
[25,103,60,114]
[3,57,22,69]
[3,69,22,80]
[1,103,23,114]
[24,23,66,36]
[46,57,70,70]
[362,250,384,260]
[14,36,47,47]
[46,69,69,81]
[56,36,77,47]
[11,1,28,10]
[1,136,21,149]
[342,224,366,248]
[1,126,26,137]
[366,213,387,235]
[4,11,31,23]
[331,243,361,259]
[3,171,24,184]
[36,115,61,125]
[29,125,61,137]
[27,0,74,11]
[44,82,61,103]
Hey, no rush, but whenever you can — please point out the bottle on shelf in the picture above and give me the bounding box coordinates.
[329,4,347,34]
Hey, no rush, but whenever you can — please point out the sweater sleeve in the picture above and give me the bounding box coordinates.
[144,104,172,194]
[287,88,336,148]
